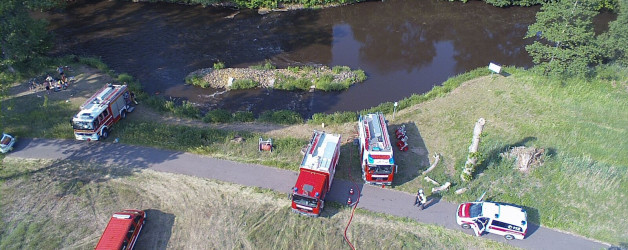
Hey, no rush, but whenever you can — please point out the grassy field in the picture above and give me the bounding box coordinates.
[2,63,628,244]
[0,158,513,249]
[388,67,628,244]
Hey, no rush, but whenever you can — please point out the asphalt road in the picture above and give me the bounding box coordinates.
[7,138,610,250]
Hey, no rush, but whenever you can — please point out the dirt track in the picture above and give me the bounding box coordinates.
[7,138,610,250]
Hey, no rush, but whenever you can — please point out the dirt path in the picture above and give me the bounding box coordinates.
[6,138,610,250]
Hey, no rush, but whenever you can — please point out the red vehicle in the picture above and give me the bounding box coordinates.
[358,113,396,185]
[95,209,146,250]
[72,83,134,141]
[291,131,342,217]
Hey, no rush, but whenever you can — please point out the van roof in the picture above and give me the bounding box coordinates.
[482,202,527,226]
[95,210,142,249]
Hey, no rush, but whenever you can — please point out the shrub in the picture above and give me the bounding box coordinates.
[213,61,225,70]
[332,66,351,74]
[230,79,259,90]
[274,74,311,91]
[258,110,303,125]
[249,60,276,70]
[203,109,232,123]
[165,100,200,118]
[185,75,209,88]
[233,111,255,122]
[353,69,367,82]
[78,57,108,72]
[287,66,300,73]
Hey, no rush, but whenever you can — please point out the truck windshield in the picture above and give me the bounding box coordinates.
[72,121,95,130]
[370,165,393,174]
[292,194,318,208]
[469,203,483,218]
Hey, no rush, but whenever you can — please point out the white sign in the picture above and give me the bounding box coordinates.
[394,102,398,107]
[488,63,502,74]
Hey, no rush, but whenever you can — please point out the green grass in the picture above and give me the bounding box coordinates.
[116,122,304,170]
[0,159,514,249]
[387,66,628,244]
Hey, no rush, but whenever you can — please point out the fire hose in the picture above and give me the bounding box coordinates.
[343,138,360,250]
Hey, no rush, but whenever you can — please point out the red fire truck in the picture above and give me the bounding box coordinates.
[95,209,146,250]
[358,112,396,185]
[72,83,134,141]
[291,130,342,217]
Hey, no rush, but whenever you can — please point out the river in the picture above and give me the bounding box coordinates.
[39,0,540,117]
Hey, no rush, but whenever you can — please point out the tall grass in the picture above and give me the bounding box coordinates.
[258,110,303,125]
[230,79,259,90]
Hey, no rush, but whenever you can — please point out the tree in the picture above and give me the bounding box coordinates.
[0,0,53,73]
[525,0,602,76]
[598,0,628,66]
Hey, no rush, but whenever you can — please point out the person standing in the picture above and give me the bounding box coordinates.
[415,189,427,210]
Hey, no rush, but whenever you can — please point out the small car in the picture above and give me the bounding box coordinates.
[456,201,528,240]
[0,133,16,153]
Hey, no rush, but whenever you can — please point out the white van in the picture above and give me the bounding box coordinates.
[456,201,528,240]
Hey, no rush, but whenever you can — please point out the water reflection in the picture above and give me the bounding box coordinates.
[41,0,539,117]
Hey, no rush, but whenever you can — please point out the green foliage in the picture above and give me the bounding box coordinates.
[332,66,351,74]
[213,61,225,70]
[258,110,303,125]
[230,79,259,90]
[314,74,346,91]
[274,74,312,91]
[308,111,357,125]
[353,69,367,82]
[233,111,255,122]
[525,0,602,76]
[164,100,200,118]
[249,60,276,70]
[0,0,53,74]
[203,109,232,123]
[78,57,109,72]
[185,75,209,88]
[598,0,628,66]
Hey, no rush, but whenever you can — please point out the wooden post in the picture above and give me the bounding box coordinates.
[461,118,486,181]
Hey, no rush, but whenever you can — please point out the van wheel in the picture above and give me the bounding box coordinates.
[461,224,471,230]
[504,234,515,240]
[101,129,109,139]
[121,110,127,119]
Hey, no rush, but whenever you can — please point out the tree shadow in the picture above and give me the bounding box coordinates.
[389,122,430,186]
[473,136,538,178]
[135,209,175,250]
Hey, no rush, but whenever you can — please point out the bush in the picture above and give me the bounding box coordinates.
[230,79,259,90]
[233,111,255,122]
[203,109,232,123]
[353,69,367,82]
[258,110,303,125]
[332,66,351,74]
[165,100,200,118]
[213,61,225,70]
[274,74,312,91]
[185,75,209,88]
[249,60,276,70]
[78,57,109,72]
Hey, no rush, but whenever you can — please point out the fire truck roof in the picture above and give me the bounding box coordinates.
[300,131,341,173]
[74,84,128,121]
[360,113,392,153]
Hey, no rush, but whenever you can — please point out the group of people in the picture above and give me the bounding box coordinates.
[35,66,72,95]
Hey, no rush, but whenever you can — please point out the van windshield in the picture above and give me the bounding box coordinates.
[292,194,318,208]
[469,203,483,218]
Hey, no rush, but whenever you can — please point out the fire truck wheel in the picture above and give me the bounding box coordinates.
[101,129,109,139]
[121,110,127,119]
[504,234,515,240]
[461,223,471,230]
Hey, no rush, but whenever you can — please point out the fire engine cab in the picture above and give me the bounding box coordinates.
[358,113,396,185]
[291,131,341,217]
[72,84,134,141]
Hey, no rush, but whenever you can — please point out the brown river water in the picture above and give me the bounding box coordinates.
[38,0,542,117]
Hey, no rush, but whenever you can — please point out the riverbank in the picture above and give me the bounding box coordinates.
[2,64,628,244]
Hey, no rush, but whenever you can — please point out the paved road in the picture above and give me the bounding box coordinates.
[8,138,610,250]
